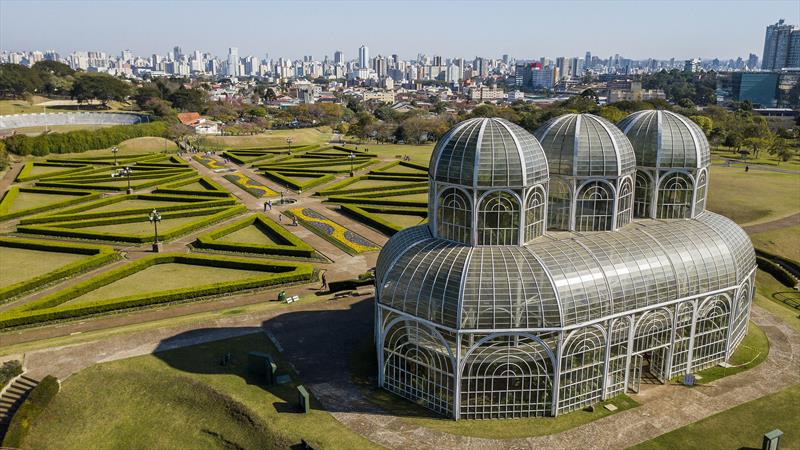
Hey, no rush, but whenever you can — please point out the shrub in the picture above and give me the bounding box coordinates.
[0,360,23,390]
[15,162,92,182]
[2,375,60,448]
[339,204,426,235]
[194,214,316,258]
[0,187,100,221]
[261,170,335,191]
[3,121,167,156]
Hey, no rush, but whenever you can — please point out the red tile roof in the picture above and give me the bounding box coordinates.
[177,112,201,126]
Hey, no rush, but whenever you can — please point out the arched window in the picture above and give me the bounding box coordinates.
[548,178,571,231]
[691,296,730,371]
[616,178,633,228]
[657,172,693,219]
[576,181,614,231]
[437,188,472,244]
[478,191,520,245]
[524,187,546,242]
[634,170,652,218]
[695,170,707,214]
[559,327,605,413]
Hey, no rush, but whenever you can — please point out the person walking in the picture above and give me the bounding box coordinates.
[321,272,328,290]
[264,202,268,212]
[267,199,272,211]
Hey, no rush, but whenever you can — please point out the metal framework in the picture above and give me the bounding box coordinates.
[376,114,755,420]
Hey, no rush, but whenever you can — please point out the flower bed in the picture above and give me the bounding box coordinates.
[222,172,278,198]
[194,214,316,258]
[287,207,380,255]
[193,155,228,170]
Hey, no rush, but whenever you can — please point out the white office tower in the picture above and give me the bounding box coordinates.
[227,47,239,77]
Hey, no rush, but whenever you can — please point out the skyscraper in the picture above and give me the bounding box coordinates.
[227,47,239,77]
[762,19,800,70]
[358,45,369,69]
[334,50,344,64]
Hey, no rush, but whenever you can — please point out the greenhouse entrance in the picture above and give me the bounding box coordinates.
[627,348,667,393]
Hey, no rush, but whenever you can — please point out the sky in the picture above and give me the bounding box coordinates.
[1,0,799,61]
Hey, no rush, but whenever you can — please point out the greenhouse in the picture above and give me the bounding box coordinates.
[374,115,756,420]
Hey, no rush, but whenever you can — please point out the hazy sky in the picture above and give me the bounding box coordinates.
[1,0,799,60]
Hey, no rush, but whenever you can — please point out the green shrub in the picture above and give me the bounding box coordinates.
[339,204,427,235]
[35,169,195,192]
[261,170,335,191]
[3,121,166,156]
[0,254,313,329]
[0,360,23,390]
[15,162,92,182]
[0,237,118,302]
[2,375,60,448]
[194,214,316,258]
[317,176,426,196]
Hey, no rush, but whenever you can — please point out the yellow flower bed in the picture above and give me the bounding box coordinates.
[289,207,380,254]
[223,172,278,198]
[193,155,227,170]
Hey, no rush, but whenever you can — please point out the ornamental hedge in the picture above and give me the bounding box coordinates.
[35,169,196,192]
[0,187,100,221]
[0,253,313,329]
[0,237,117,302]
[19,194,236,225]
[2,375,60,448]
[17,205,246,243]
[316,176,427,197]
[3,121,167,156]
[261,170,335,191]
[756,255,797,288]
[339,204,427,235]
[194,214,316,258]
[154,176,231,198]
[15,161,92,182]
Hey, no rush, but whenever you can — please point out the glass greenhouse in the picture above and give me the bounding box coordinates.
[375,115,756,420]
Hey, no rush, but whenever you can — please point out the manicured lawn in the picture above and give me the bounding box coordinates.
[632,384,800,450]
[64,263,268,306]
[712,148,800,170]
[46,137,177,160]
[373,212,427,228]
[693,322,768,384]
[338,142,435,163]
[26,165,81,177]
[20,333,379,449]
[13,124,115,136]
[754,270,800,332]
[4,192,84,214]
[88,199,192,213]
[208,128,332,149]
[217,224,280,246]
[706,164,800,226]
[0,247,86,287]
[349,339,638,439]
[750,224,800,262]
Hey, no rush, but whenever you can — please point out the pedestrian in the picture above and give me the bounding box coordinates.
[264,201,268,212]
[292,216,298,226]
[267,199,272,210]
[321,272,328,290]
[278,213,282,223]
[745,165,750,172]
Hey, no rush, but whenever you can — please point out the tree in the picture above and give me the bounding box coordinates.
[70,73,130,105]
[689,115,713,136]
[598,106,626,123]
[167,87,207,112]
[0,64,41,98]
[767,137,794,165]
[134,84,163,109]
[264,87,278,102]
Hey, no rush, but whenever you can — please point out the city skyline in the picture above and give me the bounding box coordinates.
[1,0,799,60]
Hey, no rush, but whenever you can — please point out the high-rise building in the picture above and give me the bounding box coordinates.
[585,51,591,69]
[334,50,344,64]
[173,46,183,60]
[227,47,239,77]
[684,58,701,73]
[747,53,759,70]
[761,19,800,70]
[358,44,369,69]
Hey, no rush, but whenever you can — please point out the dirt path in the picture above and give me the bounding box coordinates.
[743,212,800,234]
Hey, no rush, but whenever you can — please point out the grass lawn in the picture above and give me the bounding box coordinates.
[749,224,800,262]
[25,165,84,177]
[207,128,331,149]
[632,383,800,450]
[64,263,267,306]
[692,322,768,384]
[13,124,115,136]
[712,148,800,170]
[20,333,379,450]
[39,137,177,161]
[338,142,435,164]
[706,163,800,226]
[754,270,800,332]
[0,247,86,287]
[87,199,194,214]
[216,224,280,246]
[3,191,85,214]
[350,339,638,440]
[371,212,427,228]
[0,96,53,115]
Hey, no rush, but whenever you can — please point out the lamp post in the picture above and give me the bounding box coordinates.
[348,152,356,177]
[148,209,163,252]
[111,146,119,165]
[112,166,133,194]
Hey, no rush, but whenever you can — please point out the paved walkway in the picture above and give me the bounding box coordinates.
[743,212,800,234]
[713,159,800,174]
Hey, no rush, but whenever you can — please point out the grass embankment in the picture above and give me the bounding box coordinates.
[19,333,378,450]
[632,383,800,450]
[750,224,800,262]
[712,148,800,170]
[350,339,637,440]
[754,270,800,333]
[0,247,86,287]
[706,163,800,226]
[0,97,130,116]
[692,322,769,384]
[337,142,435,163]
